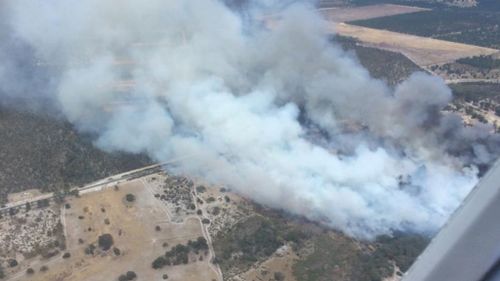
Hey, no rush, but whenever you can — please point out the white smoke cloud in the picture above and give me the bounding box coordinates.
[2,0,495,239]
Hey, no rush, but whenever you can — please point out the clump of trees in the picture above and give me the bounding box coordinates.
[8,259,18,267]
[152,256,169,269]
[152,237,209,269]
[85,244,96,255]
[211,206,221,216]
[188,237,209,254]
[457,55,500,70]
[118,271,137,281]
[196,185,206,193]
[37,199,50,208]
[165,244,189,265]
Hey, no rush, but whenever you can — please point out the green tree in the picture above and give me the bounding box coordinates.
[98,234,114,251]
[125,271,137,280]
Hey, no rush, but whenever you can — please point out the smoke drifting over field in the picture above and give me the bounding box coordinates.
[1,0,499,239]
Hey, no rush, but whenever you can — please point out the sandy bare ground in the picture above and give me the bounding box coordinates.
[332,23,499,66]
[9,178,218,281]
[319,4,429,23]
[7,189,43,204]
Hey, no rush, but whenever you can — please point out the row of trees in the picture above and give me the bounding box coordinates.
[457,55,500,70]
[118,271,137,281]
[152,237,208,269]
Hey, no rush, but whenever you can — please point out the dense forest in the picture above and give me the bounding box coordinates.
[0,106,151,205]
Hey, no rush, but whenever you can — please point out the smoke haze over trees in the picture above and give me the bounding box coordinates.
[0,0,499,239]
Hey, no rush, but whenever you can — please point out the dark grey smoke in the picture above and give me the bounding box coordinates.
[1,0,498,239]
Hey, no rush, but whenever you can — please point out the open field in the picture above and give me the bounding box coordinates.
[4,175,219,281]
[332,23,499,66]
[349,7,500,49]
[319,4,429,23]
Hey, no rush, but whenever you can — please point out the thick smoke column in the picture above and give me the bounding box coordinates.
[2,0,498,239]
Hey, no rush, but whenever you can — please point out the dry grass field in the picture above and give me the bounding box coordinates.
[332,23,499,66]
[319,4,429,23]
[8,176,218,281]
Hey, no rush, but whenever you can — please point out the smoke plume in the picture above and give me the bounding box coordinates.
[1,0,498,239]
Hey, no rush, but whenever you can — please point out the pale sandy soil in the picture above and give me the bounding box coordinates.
[7,189,43,204]
[9,178,217,281]
[319,4,429,23]
[332,23,499,66]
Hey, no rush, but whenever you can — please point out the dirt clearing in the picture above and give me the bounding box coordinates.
[12,176,217,281]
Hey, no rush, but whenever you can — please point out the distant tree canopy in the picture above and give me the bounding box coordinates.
[457,55,500,70]
[152,256,168,269]
[98,234,114,251]
[196,185,206,193]
[37,199,50,208]
[8,259,18,267]
[187,237,209,253]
